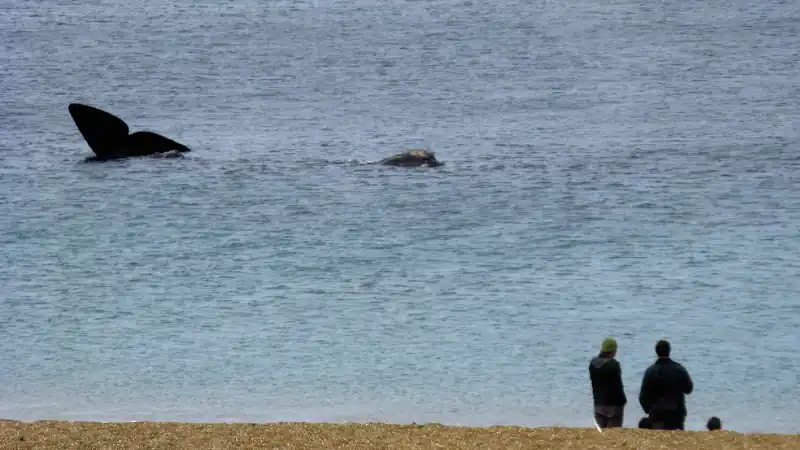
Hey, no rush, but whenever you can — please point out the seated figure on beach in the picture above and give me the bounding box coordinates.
[588,337,627,428]
[706,416,722,431]
[638,340,694,430]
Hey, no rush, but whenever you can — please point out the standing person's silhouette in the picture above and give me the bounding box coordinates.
[639,340,694,430]
[589,337,627,428]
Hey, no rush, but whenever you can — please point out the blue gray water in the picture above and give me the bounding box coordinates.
[1,0,799,433]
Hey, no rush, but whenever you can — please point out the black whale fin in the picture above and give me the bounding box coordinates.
[68,103,191,159]
[125,131,191,157]
[68,103,130,158]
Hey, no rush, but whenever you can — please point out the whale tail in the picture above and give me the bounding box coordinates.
[68,103,130,158]
[68,103,190,160]
[124,131,190,157]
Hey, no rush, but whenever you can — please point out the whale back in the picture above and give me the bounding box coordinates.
[407,149,432,158]
[379,149,443,167]
[68,103,130,158]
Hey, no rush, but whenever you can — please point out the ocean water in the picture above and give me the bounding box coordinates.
[1,0,799,433]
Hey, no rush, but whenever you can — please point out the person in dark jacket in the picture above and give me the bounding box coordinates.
[638,340,694,430]
[589,337,627,428]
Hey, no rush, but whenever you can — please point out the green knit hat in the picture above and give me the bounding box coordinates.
[601,337,617,353]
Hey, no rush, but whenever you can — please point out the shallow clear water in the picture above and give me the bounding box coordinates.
[1,0,798,433]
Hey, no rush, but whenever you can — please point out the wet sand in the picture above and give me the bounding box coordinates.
[1,421,798,449]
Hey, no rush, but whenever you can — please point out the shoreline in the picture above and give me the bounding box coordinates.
[1,421,798,449]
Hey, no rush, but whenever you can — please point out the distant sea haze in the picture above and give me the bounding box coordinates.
[0,0,798,433]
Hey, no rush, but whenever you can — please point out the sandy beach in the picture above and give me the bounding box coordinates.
[1,421,798,449]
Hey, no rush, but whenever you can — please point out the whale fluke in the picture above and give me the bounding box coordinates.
[124,131,189,157]
[68,103,190,161]
[379,149,443,167]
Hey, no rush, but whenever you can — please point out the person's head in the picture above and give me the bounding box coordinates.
[655,339,671,358]
[707,416,722,431]
[638,416,652,429]
[601,337,617,357]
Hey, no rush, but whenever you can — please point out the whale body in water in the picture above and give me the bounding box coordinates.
[68,103,191,161]
[378,149,443,167]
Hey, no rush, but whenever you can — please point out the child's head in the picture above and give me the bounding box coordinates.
[638,417,652,429]
[706,416,722,431]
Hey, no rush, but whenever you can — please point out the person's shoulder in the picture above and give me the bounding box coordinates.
[666,358,684,368]
[603,357,622,373]
[589,355,618,370]
[674,360,691,373]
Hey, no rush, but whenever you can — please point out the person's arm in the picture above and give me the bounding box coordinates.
[639,368,652,413]
[613,360,627,405]
[681,364,694,395]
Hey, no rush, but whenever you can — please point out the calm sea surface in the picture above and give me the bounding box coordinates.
[1,0,799,433]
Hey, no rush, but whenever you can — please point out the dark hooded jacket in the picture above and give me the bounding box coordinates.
[638,358,694,417]
[589,352,627,407]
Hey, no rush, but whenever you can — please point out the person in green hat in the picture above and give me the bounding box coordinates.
[588,337,627,428]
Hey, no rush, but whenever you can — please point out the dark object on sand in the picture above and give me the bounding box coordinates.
[707,416,722,431]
